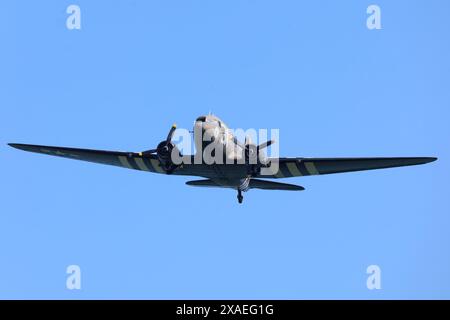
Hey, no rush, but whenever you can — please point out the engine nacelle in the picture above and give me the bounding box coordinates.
[244,143,269,177]
[156,141,180,173]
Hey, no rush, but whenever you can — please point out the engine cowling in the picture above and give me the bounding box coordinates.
[156,141,180,173]
[244,141,271,177]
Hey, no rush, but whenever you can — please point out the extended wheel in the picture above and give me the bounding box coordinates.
[237,190,243,204]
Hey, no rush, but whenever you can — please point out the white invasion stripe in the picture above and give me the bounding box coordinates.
[144,158,156,171]
[286,162,302,176]
[305,162,319,175]
[150,158,165,173]
[135,157,150,171]
[118,156,134,169]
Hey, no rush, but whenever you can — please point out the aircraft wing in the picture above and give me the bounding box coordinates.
[9,144,437,180]
[260,157,437,178]
[8,143,171,174]
[8,143,230,178]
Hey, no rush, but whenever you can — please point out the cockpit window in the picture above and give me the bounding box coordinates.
[205,118,219,126]
[220,121,228,130]
[197,116,227,129]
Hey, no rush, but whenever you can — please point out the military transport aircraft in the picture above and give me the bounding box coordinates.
[9,114,437,203]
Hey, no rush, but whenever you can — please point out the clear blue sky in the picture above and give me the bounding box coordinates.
[1,0,448,299]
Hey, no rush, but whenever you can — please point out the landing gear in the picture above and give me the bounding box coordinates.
[237,190,243,204]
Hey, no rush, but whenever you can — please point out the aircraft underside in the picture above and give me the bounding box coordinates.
[8,114,437,204]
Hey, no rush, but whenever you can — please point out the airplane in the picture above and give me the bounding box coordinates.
[8,114,437,203]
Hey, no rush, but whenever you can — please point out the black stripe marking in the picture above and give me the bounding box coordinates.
[297,161,310,176]
[279,162,292,177]
[142,157,156,172]
[127,157,141,170]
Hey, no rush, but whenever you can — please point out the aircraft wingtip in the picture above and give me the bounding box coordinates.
[8,143,30,151]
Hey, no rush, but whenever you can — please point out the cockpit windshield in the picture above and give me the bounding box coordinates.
[196,115,229,130]
[205,116,220,127]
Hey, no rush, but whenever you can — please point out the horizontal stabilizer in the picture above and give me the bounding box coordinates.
[186,179,304,191]
[186,179,223,188]
[249,179,304,191]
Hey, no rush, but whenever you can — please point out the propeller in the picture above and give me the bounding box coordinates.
[241,135,275,176]
[141,124,177,157]
[243,135,275,163]
[166,124,177,143]
[140,124,180,173]
[141,148,157,156]
[257,139,275,151]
